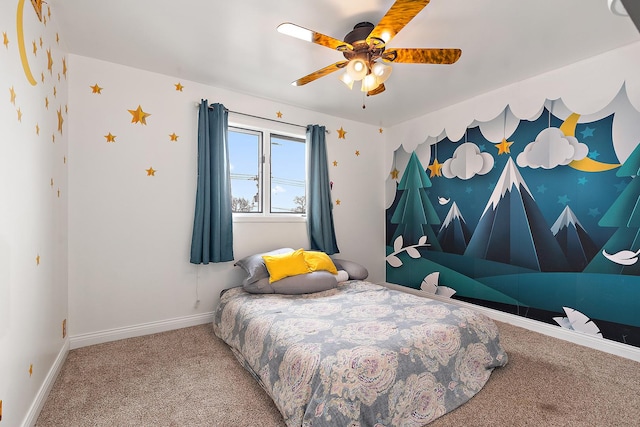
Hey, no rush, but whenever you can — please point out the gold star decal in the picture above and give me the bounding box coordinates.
[45,97,49,109]
[333,160,338,166]
[39,37,43,48]
[50,178,54,187]
[2,32,8,48]
[52,134,55,143]
[10,86,16,104]
[379,128,384,134]
[174,82,184,91]
[276,111,283,118]
[129,105,150,125]
[496,138,513,155]
[62,58,67,79]
[104,133,116,142]
[390,168,399,180]
[337,127,347,139]
[64,156,66,164]
[36,124,40,135]
[57,188,61,198]
[32,40,37,55]
[336,199,341,205]
[427,158,443,177]
[355,150,360,156]
[169,133,179,141]
[146,167,156,176]
[35,255,40,266]
[57,73,60,82]
[41,72,45,83]
[47,49,53,74]
[53,86,57,97]
[17,108,22,122]
[56,33,59,44]
[29,364,33,376]
[57,108,64,134]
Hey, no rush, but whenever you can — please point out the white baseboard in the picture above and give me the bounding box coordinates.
[69,312,215,350]
[22,340,69,427]
[383,282,640,362]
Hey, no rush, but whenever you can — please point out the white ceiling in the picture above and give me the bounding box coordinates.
[50,0,639,127]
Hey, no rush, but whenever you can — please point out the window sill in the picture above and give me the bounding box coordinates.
[233,214,307,224]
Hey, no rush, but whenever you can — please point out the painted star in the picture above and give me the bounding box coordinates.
[104,133,116,142]
[52,134,55,143]
[2,32,8,48]
[557,195,570,205]
[45,97,49,109]
[169,133,179,141]
[47,49,53,74]
[32,40,37,55]
[578,177,588,185]
[35,255,40,266]
[90,84,102,94]
[614,181,628,192]
[29,364,33,376]
[390,168,399,180]
[9,86,16,104]
[276,111,283,118]
[580,126,595,138]
[465,187,473,194]
[479,144,486,152]
[355,150,360,156]
[57,73,60,82]
[337,127,347,139]
[56,33,59,44]
[57,108,64,134]
[50,178,54,187]
[588,207,601,217]
[496,138,513,155]
[333,160,338,167]
[128,105,151,125]
[487,182,496,191]
[588,150,600,160]
[427,158,442,177]
[57,189,61,198]
[17,108,22,122]
[62,58,67,79]
[335,199,341,205]
[35,124,39,135]
[174,82,184,91]
[53,86,57,97]
[146,167,156,176]
[379,128,383,134]
[39,37,43,47]
[41,72,45,83]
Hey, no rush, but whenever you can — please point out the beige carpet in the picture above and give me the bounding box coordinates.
[36,321,640,427]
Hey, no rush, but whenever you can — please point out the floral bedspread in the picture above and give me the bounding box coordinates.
[213,281,508,427]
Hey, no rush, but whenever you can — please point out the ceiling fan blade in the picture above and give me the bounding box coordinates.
[367,83,386,96]
[292,61,349,86]
[383,48,462,64]
[277,23,352,51]
[367,0,430,45]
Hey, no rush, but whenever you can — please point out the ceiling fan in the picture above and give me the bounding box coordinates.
[277,0,461,96]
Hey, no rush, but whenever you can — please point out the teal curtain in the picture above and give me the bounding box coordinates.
[306,125,339,254]
[190,101,234,263]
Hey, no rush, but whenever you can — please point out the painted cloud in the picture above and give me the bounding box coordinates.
[442,142,494,180]
[516,127,588,169]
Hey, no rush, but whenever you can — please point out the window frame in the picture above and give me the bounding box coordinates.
[228,120,307,223]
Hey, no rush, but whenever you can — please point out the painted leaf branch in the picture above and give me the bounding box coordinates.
[386,235,430,267]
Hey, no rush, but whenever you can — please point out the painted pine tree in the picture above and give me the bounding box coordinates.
[390,152,442,250]
[584,143,640,274]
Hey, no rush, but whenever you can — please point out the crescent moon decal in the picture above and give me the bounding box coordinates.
[17,0,38,86]
[560,113,620,172]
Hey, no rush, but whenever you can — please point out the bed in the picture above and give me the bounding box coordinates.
[213,252,508,427]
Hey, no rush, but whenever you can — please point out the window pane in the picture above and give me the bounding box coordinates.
[229,128,261,212]
[270,135,305,213]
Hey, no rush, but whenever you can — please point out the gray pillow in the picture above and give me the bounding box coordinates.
[234,248,294,286]
[245,271,338,295]
[330,258,368,280]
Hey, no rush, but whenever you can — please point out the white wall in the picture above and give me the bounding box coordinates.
[0,2,68,425]
[67,55,385,341]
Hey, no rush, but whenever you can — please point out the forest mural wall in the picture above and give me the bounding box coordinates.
[385,85,640,349]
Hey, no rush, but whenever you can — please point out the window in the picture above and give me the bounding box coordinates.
[228,126,306,215]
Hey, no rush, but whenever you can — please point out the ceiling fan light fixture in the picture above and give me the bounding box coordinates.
[346,58,368,81]
[371,62,392,84]
[360,73,379,92]
[276,23,313,42]
[338,72,354,90]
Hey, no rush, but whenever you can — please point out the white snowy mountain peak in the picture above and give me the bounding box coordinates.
[551,205,583,235]
[440,201,465,231]
[482,157,533,217]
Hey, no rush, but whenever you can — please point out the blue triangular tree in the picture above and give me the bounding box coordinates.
[390,152,442,250]
[584,142,640,275]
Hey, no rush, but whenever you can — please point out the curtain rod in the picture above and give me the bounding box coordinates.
[196,102,329,133]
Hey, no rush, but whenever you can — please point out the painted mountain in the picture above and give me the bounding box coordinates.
[551,205,599,271]
[437,202,472,254]
[464,157,570,271]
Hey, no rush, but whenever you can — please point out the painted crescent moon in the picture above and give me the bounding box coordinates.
[17,0,38,86]
[560,113,619,172]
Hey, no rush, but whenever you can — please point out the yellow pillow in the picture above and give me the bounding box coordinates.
[303,250,338,274]
[262,249,310,283]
